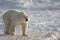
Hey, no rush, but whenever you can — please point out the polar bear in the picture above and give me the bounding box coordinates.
[3,10,30,36]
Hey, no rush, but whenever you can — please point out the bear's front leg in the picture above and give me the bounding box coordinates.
[22,23,28,36]
[8,24,16,35]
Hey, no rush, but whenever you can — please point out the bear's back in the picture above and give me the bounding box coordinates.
[3,10,21,17]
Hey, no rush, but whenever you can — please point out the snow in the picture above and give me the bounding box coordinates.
[0,0,60,40]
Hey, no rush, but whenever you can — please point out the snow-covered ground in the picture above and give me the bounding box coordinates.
[0,0,60,40]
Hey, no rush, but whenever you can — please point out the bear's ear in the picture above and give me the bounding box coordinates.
[28,16,30,18]
[25,16,30,19]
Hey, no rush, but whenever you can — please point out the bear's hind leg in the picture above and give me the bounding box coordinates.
[8,24,16,35]
[3,16,11,35]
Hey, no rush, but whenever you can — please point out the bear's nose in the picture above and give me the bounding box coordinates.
[26,18,28,21]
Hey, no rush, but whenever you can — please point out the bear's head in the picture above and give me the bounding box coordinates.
[18,12,30,23]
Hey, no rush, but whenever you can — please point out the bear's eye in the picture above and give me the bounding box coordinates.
[26,18,28,21]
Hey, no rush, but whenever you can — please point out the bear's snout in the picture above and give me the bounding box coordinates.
[26,18,28,21]
[25,16,29,21]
